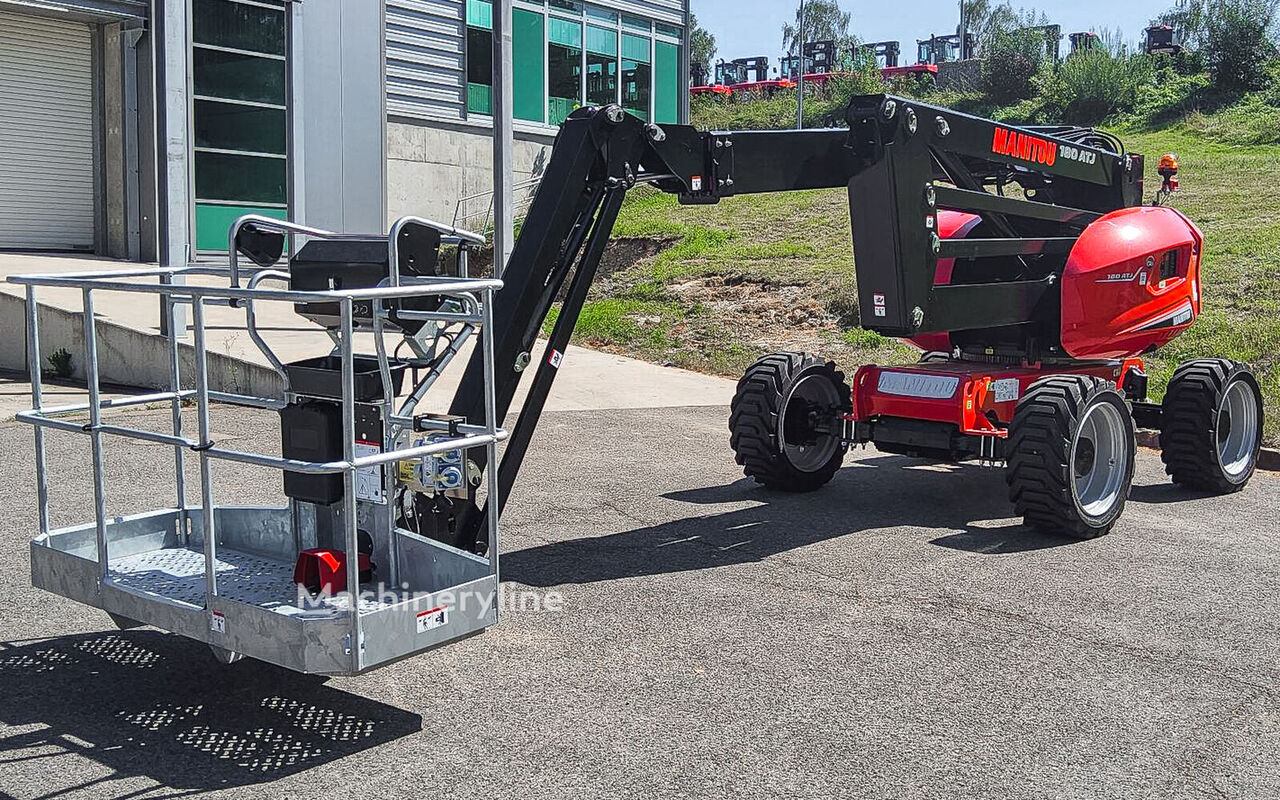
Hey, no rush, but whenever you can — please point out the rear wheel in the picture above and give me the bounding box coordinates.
[1007,375,1136,539]
[1160,359,1263,493]
[730,352,851,491]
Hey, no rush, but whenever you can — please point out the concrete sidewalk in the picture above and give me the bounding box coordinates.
[0,253,735,412]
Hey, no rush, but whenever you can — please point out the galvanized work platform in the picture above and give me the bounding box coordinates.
[15,215,508,676]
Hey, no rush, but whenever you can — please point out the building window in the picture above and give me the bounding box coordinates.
[586,24,618,107]
[461,1,682,127]
[547,16,582,125]
[653,40,680,124]
[466,0,493,114]
[512,7,545,122]
[621,33,650,121]
[192,0,288,252]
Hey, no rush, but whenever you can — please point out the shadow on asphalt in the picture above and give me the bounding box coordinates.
[0,631,420,796]
[504,455,1085,587]
[1128,481,1216,504]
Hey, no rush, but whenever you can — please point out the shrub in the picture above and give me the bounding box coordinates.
[1038,50,1151,124]
[1127,63,1213,124]
[982,27,1049,104]
[46,348,73,379]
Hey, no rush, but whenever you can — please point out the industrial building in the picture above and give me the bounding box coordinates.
[0,0,690,260]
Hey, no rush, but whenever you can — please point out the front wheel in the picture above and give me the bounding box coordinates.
[1160,359,1263,493]
[730,352,851,492]
[1007,375,1136,539]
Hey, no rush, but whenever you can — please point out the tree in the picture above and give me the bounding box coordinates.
[781,0,853,56]
[1156,0,1279,93]
[689,14,716,71]
[978,4,1054,102]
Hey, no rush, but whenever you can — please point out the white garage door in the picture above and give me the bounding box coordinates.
[0,12,95,250]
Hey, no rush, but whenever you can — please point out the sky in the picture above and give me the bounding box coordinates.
[691,0,1171,66]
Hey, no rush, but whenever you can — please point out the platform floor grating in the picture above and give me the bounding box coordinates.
[107,546,407,614]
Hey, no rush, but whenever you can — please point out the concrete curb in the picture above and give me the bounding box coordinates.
[0,292,282,399]
[1135,428,1280,472]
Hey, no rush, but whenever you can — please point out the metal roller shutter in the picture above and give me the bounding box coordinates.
[0,12,96,250]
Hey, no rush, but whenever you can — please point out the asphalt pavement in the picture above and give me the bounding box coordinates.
[1,402,1278,799]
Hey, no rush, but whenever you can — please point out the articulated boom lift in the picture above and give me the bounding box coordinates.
[16,94,1261,675]
[452,93,1262,545]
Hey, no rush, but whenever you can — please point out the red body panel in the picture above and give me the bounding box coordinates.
[881,64,938,79]
[850,359,1144,435]
[690,84,734,98]
[730,79,795,94]
[1060,206,1203,359]
[904,207,1202,360]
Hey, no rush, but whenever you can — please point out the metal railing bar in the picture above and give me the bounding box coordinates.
[26,286,50,537]
[202,431,507,476]
[8,273,503,304]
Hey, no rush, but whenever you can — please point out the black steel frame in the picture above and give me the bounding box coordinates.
[450,94,1145,546]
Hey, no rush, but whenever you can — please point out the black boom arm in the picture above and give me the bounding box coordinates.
[451,94,1144,547]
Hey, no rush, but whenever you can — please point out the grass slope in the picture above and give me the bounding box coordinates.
[567,125,1280,445]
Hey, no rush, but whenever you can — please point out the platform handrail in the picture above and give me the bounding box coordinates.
[8,267,503,304]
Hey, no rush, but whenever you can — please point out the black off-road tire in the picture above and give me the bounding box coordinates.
[1160,359,1263,493]
[1007,375,1136,539]
[729,352,851,492]
[919,350,951,363]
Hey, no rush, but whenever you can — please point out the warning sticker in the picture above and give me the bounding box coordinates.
[548,350,564,369]
[874,307,886,317]
[992,378,1021,403]
[354,442,386,504]
[873,293,886,307]
[417,606,448,634]
[210,611,226,634]
[691,175,703,191]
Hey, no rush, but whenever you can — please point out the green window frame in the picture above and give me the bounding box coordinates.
[512,8,545,122]
[586,24,618,107]
[466,0,493,114]
[466,3,683,127]
[621,32,651,121]
[192,0,289,253]
[654,40,679,125]
[547,15,583,125]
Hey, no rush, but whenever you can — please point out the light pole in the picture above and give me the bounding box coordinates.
[796,0,805,129]
[493,0,514,276]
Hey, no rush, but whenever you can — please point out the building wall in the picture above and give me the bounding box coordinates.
[384,0,689,230]
[386,0,687,125]
[387,118,553,226]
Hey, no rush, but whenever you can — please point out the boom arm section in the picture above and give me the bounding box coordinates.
[451,94,1143,547]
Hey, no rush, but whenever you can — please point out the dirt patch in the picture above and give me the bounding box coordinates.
[583,270,909,377]
[598,237,677,280]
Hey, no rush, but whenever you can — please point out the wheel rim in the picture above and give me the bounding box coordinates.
[1218,379,1259,479]
[1070,399,1130,520]
[780,373,842,472]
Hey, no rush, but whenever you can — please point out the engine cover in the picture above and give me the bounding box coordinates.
[1060,206,1203,359]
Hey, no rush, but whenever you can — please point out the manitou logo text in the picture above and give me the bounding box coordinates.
[991,127,1056,167]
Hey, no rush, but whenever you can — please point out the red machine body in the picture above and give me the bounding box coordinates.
[870,205,1202,437]
[730,78,796,95]
[880,64,938,80]
[850,358,1146,437]
[689,84,734,99]
[1059,206,1202,359]
[909,206,1202,360]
